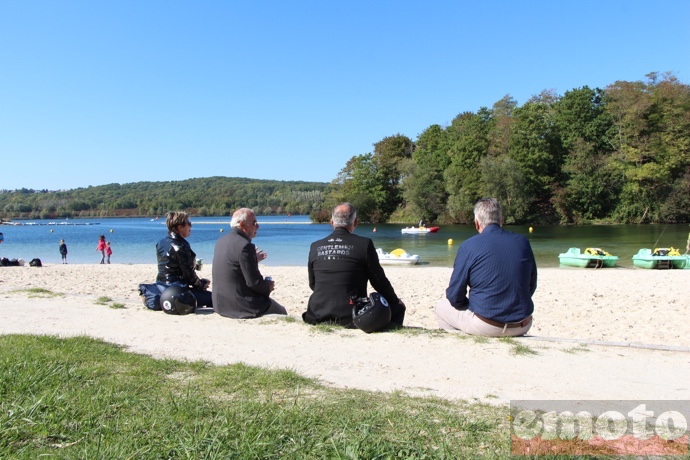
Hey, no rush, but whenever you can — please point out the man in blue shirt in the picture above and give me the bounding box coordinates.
[435,198,536,337]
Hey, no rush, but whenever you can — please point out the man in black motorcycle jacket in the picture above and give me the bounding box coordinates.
[303,203,406,328]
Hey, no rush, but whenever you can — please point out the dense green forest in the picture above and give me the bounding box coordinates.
[2,72,688,224]
[0,177,329,219]
[319,72,690,224]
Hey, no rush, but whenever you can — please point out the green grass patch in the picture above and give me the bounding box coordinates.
[497,337,539,355]
[509,343,538,356]
[261,315,299,325]
[472,335,490,344]
[562,344,591,354]
[280,315,297,323]
[0,334,510,458]
[94,296,125,309]
[10,288,63,298]
[391,327,448,338]
[412,332,540,353]
[309,322,340,334]
[497,337,517,345]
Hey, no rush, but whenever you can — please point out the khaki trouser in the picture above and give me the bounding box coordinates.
[434,298,532,337]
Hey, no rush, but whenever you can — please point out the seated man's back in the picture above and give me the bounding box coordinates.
[435,197,536,337]
[303,203,405,328]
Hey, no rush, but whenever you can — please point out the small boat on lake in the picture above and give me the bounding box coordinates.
[632,248,689,269]
[558,247,619,268]
[376,248,420,265]
[401,226,439,234]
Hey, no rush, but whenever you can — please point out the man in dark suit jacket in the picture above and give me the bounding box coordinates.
[212,208,287,319]
[303,202,406,327]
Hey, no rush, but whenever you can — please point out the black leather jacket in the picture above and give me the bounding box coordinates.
[156,232,207,290]
[303,227,400,325]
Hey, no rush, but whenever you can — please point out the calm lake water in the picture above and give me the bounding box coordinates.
[1,216,689,268]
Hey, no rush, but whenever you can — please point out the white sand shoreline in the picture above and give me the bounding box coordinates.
[1,264,688,403]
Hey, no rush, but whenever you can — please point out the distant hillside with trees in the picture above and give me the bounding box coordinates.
[0,176,330,219]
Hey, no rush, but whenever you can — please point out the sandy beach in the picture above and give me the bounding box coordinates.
[1,263,688,404]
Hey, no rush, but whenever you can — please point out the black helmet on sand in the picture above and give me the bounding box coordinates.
[351,292,391,333]
[160,285,196,315]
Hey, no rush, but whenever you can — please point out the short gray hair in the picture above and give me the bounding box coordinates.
[230,208,253,228]
[332,203,356,228]
[474,198,502,228]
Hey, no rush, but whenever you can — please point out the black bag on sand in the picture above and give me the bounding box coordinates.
[0,257,9,267]
[29,258,42,267]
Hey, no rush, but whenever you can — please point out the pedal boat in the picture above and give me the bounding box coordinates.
[376,248,420,265]
[558,247,619,268]
[632,248,689,269]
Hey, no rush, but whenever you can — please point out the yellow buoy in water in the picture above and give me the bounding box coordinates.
[220,228,224,233]
[50,229,54,233]
[110,229,114,233]
[448,238,453,245]
[529,227,533,233]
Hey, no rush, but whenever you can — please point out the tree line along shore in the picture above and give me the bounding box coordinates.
[2,72,688,226]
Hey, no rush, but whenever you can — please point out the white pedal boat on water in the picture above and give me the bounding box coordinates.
[376,248,420,265]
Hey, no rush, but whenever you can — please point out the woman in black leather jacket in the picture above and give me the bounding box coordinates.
[155,211,212,308]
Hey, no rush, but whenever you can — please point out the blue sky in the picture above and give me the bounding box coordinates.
[1,0,688,191]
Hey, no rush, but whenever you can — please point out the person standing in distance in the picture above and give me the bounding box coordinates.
[303,202,406,328]
[212,208,286,318]
[96,234,106,264]
[435,198,536,337]
[59,239,68,264]
[105,241,113,264]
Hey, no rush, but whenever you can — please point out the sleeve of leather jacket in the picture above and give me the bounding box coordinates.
[176,245,205,290]
[365,240,400,305]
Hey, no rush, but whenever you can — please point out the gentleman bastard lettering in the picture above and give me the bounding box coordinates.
[316,243,354,258]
